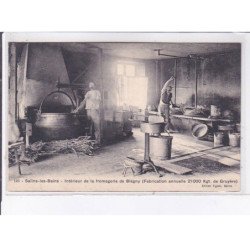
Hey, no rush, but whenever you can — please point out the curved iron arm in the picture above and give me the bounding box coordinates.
[39,90,76,113]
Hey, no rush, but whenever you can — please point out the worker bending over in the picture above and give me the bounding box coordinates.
[158,76,175,131]
[73,82,101,145]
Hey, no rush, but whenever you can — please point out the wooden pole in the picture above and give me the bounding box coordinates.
[23,43,29,117]
[9,43,17,122]
[144,133,150,162]
[18,43,29,119]
[98,48,104,143]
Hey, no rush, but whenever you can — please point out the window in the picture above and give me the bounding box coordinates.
[116,62,148,109]
[117,62,144,77]
[136,64,145,77]
[125,64,135,77]
[117,64,124,75]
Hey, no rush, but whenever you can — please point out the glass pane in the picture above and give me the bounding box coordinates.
[125,64,135,76]
[136,64,145,76]
[117,64,124,75]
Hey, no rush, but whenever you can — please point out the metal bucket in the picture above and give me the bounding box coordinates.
[192,123,209,140]
[34,91,82,141]
[236,123,240,133]
[229,133,240,147]
[150,135,173,160]
[214,132,227,147]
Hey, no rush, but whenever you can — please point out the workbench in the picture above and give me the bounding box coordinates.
[171,114,234,131]
[138,111,235,133]
[171,114,233,123]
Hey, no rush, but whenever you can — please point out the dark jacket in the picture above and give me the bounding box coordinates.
[161,92,172,104]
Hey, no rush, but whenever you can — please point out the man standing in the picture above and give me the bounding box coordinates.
[158,76,175,131]
[73,82,101,145]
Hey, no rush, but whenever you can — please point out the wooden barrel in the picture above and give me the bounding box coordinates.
[150,135,173,160]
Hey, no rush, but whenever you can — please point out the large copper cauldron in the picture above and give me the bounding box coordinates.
[34,91,82,141]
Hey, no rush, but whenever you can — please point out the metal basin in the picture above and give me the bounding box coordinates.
[33,90,84,141]
[34,113,82,141]
[140,122,164,134]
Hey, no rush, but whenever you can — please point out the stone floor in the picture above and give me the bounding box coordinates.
[9,128,240,180]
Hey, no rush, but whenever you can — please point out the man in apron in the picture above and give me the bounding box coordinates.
[73,82,101,145]
[158,76,175,131]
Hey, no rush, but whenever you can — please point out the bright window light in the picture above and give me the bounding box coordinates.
[126,77,148,108]
[125,64,135,77]
[117,64,124,75]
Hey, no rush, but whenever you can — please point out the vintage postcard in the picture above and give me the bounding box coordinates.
[3,33,242,193]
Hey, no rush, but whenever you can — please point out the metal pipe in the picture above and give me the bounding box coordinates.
[174,59,177,103]
[194,59,198,107]
[155,49,185,59]
[190,49,240,59]
[15,48,18,121]
[155,60,158,104]
[156,49,240,60]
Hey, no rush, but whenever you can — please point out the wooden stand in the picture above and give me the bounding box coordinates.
[140,122,165,177]
[143,132,163,177]
[8,142,24,175]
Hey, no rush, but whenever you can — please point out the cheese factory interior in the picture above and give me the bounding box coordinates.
[8,42,241,182]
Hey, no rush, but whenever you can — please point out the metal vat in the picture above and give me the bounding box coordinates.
[140,122,164,134]
[34,91,82,141]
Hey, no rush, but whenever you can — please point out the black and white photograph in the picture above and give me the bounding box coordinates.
[4,34,241,192]
[1,0,250,248]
